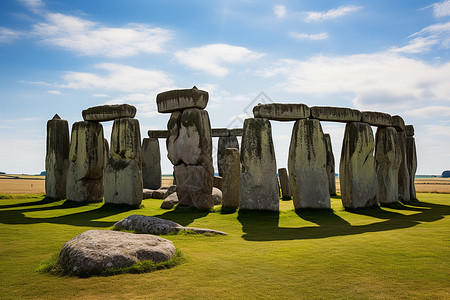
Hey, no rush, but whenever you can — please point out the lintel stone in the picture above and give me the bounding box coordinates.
[405,125,414,137]
[361,111,393,127]
[157,86,208,113]
[148,130,169,138]
[229,128,243,136]
[82,104,136,122]
[392,115,405,131]
[212,128,230,137]
[253,103,310,121]
[310,106,361,123]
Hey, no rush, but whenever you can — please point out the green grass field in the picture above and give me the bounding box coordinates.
[0,193,449,299]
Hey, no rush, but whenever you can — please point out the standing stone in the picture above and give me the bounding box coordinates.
[406,135,417,201]
[222,148,240,208]
[340,122,378,209]
[174,163,214,209]
[103,139,109,168]
[239,118,279,211]
[397,130,411,202]
[217,136,239,177]
[66,121,104,203]
[142,138,162,189]
[45,114,70,200]
[324,134,336,196]
[288,119,330,209]
[375,127,401,204]
[104,118,142,206]
[278,168,292,200]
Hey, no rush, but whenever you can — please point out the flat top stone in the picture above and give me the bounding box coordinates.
[310,106,361,122]
[405,125,414,136]
[82,104,136,122]
[229,128,243,136]
[148,130,169,138]
[361,111,392,127]
[212,128,230,137]
[253,103,310,121]
[157,86,208,113]
[392,115,405,131]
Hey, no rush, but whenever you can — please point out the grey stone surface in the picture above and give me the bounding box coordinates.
[361,111,393,127]
[221,148,240,208]
[278,168,292,200]
[59,230,176,276]
[148,130,169,138]
[160,192,179,209]
[340,122,379,209]
[217,136,239,177]
[405,125,414,137]
[323,134,336,196]
[375,127,402,204]
[213,176,223,190]
[288,119,330,209]
[151,189,168,199]
[82,104,136,122]
[229,128,243,136]
[164,185,177,198]
[66,121,104,203]
[174,163,214,209]
[239,118,279,211]
[142,138,161,189]
[143,189,153,199]
[212,187,222,205]
[252,103,310,121]
[406,136,417,201]
[212,128,230,137]
[157,86,208,113]
[397,130,411,202]
[310,106,361,122]
[45,114,70,200]
[115,215,227,235]
[104,118,142,206]
[392,115,405,131]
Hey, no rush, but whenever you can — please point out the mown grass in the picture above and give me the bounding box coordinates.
[0,193,449,299]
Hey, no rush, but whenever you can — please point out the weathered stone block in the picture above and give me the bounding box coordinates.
[148,130,169,138]
[324,134,336,196]
[392,115,405,131]
[157,86,208,113]
[278,168,292,200]
[222,148,240,208]
[229,128,243,136]
[82,104,136,122]
[310,106,361,122]
[239,118,279,211]
[253,103,310,121]
[406,136,417,201]
[339,122,378,209]
[288,119,330,209]
[212,128,230,137]
[397,130,410,202]
[174,163,214,209]
[405,125,414,137]
[217,136,239,177]
[142,138,161,189]
[213,176,223,190]
[45,114,70,200]
[361,111,393,127]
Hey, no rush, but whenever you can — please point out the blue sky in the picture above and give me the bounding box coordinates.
[1,0,449,175]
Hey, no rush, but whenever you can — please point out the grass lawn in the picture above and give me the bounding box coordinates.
[0,193,449,299]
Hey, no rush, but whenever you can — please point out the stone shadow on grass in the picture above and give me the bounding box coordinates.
[153,205,209,227]
[0,196,61,210]
[238,201,450,241]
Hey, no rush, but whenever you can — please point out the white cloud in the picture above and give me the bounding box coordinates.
[424,124,450,137]
[0,27,21,43]
[47,90,62,95]
[18,0,44,13]
[289,32,328,40]
[92,94,110,98]
[404,106,450,118]
[390,36,439,53]
[274,5,286,18]
[104,93,159,117]
[175,43,264,76]
[304,5,361,22]
[32,13,173,57]
[59,63,174,93]
[433,0,450,18]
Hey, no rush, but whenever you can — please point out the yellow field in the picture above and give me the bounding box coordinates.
[1,174,449,194]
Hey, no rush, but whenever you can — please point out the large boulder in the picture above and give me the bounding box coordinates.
[310,106,361,123]
[58,230,176,276]
[160,192,179,209]
[324,134,336,196]
[221,148,240,208]
[82,104,136,122]
[157,86,208,113]
[406,136,417,201]
[239,118,279,211]
[340,122,379,209]
[142,138,162,189]
[375,127,401,204]
[104,118,143,206]
[66,121,104,203]
[45,114,70,200]
[288,119,330,209]
[361,111,393,127]
[252,103,310,121]
[217,136,239,177]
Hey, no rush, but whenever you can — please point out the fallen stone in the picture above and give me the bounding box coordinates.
[310,106,361,123]
[221,148,240,208]
[340,122,379,209]
[240,118,279,211]
[253,103,310,121]
[392,115,405,131]
[324,134,336,196]
[164,185,177,199]
[229,128,243,136]
[114,215,227,235]
[361,111,393,127]
[288,119,330,209]
[212,128,230,137]
[160,192,179,209]
[213,176,223,190]
[148,130,169,138]
[82,104,136,122]
[157,86,208,113]
[143,189,153,199]
[406,136,417,201]
[152,189,168,199]
[58,230,176,276]
[217,136,239,177]
[375,127,402,204]
[278,168,292,200]
[212,187,222,205]
[142,138,162,190]
[45,114,70,200]
[405,125,414,137]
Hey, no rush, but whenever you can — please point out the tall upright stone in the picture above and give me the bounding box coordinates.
[142,138,162,189]
[396,130,410,202]
[217,136,239,177]
[406,125,417,201]
[288,119,330,209]
[45,114,70,200]
[104,118,142,206]
[375,127,401,204]
[340,122,378,209]
[278,168,292,200]
[66,121,104,203]
[324,134,336,196]
[239,118,279,211]
[221,148,240,208]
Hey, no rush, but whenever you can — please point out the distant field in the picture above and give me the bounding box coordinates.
[2,174,449,194]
